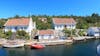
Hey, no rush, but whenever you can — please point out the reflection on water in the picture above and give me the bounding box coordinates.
[0,39,99,56]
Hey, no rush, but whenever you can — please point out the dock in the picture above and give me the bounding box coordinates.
[85,36,95,39]
[73,37,85,41]
[0,36,100,47]
[24,39,73,46]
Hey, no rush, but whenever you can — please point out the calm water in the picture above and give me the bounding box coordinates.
[0,39,100,56]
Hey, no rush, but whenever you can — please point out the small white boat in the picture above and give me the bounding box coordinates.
[97,45,100,55]
[2,43,24,48]
[2,40,24,48]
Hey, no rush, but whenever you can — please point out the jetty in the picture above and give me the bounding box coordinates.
[24,39,73,46]
[85,36,95,39]
[73,37,85,41]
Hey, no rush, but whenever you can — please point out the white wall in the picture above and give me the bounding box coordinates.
[26,18,36,34]
[94,33,99,36]
[38,35,54,40]
[54,24,76,30]
[4,26,28,32]
[87,28,100,37]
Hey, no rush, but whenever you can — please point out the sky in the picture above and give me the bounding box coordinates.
[0,0,100,18]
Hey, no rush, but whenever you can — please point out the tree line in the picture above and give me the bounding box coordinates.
[0,13,100,29]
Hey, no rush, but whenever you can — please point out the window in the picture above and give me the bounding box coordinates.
[64,25,67,28]
[15,27,18,30]
[95,32,99,34]
[21,27,23,29]
[24,27,27,29]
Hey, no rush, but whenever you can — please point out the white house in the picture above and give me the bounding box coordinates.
[37,29,55,40]
[52,18,76,30]
[87,27,100,37]
[4,18,36,34]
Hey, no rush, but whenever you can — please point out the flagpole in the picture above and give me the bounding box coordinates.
[30,13,32,40]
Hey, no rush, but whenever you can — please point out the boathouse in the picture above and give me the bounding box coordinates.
[37,29,56,40]
[87,27,100,37]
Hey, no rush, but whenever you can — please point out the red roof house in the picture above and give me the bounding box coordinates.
[4,18,36,33]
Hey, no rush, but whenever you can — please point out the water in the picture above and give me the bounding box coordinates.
[0,39,100,56]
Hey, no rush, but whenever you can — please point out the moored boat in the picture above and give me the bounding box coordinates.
[97,45,100,56]
[30,43,45,49]
[2,40,24,48]
[2,43,24,48]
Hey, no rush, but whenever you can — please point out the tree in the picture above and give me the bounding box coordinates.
[78,30,86,36]
[76,18,89,29]
[16,30,29,40]
[5,30,12,39]
[14,15,20,18]
[91,13,99,17]
[63,28,76,37]
[0,19,6,28]
[0,29,7,38]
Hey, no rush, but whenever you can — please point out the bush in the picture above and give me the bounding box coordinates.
[16,30,30,40]
[0,30,12,39]
[17,30,27,36]
[0,33,6,38]
[5,30,12,36]
[63,28,76,37]
[78,30,86,36]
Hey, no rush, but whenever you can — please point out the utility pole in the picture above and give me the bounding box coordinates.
[98,27,100,38]
[29,13,32,40]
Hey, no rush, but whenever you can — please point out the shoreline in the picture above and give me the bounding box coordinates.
[24,36,100,46]
[0,36,100,46]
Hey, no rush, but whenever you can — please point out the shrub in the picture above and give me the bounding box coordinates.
[16,30,30,40]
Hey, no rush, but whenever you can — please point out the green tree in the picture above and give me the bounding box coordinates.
[5,30,12,39]
[0,29,7,38]
[0,19,6,28]
[14,15,20,18]
[63,28,76,37]
[16,30,29,40]
[78,30,86,36]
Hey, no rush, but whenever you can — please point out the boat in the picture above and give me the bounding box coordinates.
[30,43,45,49]
[97,45,100,56]
[2,43,24,48]
[2,40,24,48]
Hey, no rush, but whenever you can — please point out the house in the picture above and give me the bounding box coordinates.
[52,18,76,30]
[4,18,36,34]
[87,27,100,37]
[38,18,47,23]
[37,29,56,40]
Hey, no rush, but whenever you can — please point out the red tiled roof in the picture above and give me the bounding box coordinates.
[53,18,76,24]
[4,18,30,26]
[39,30,54,35]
